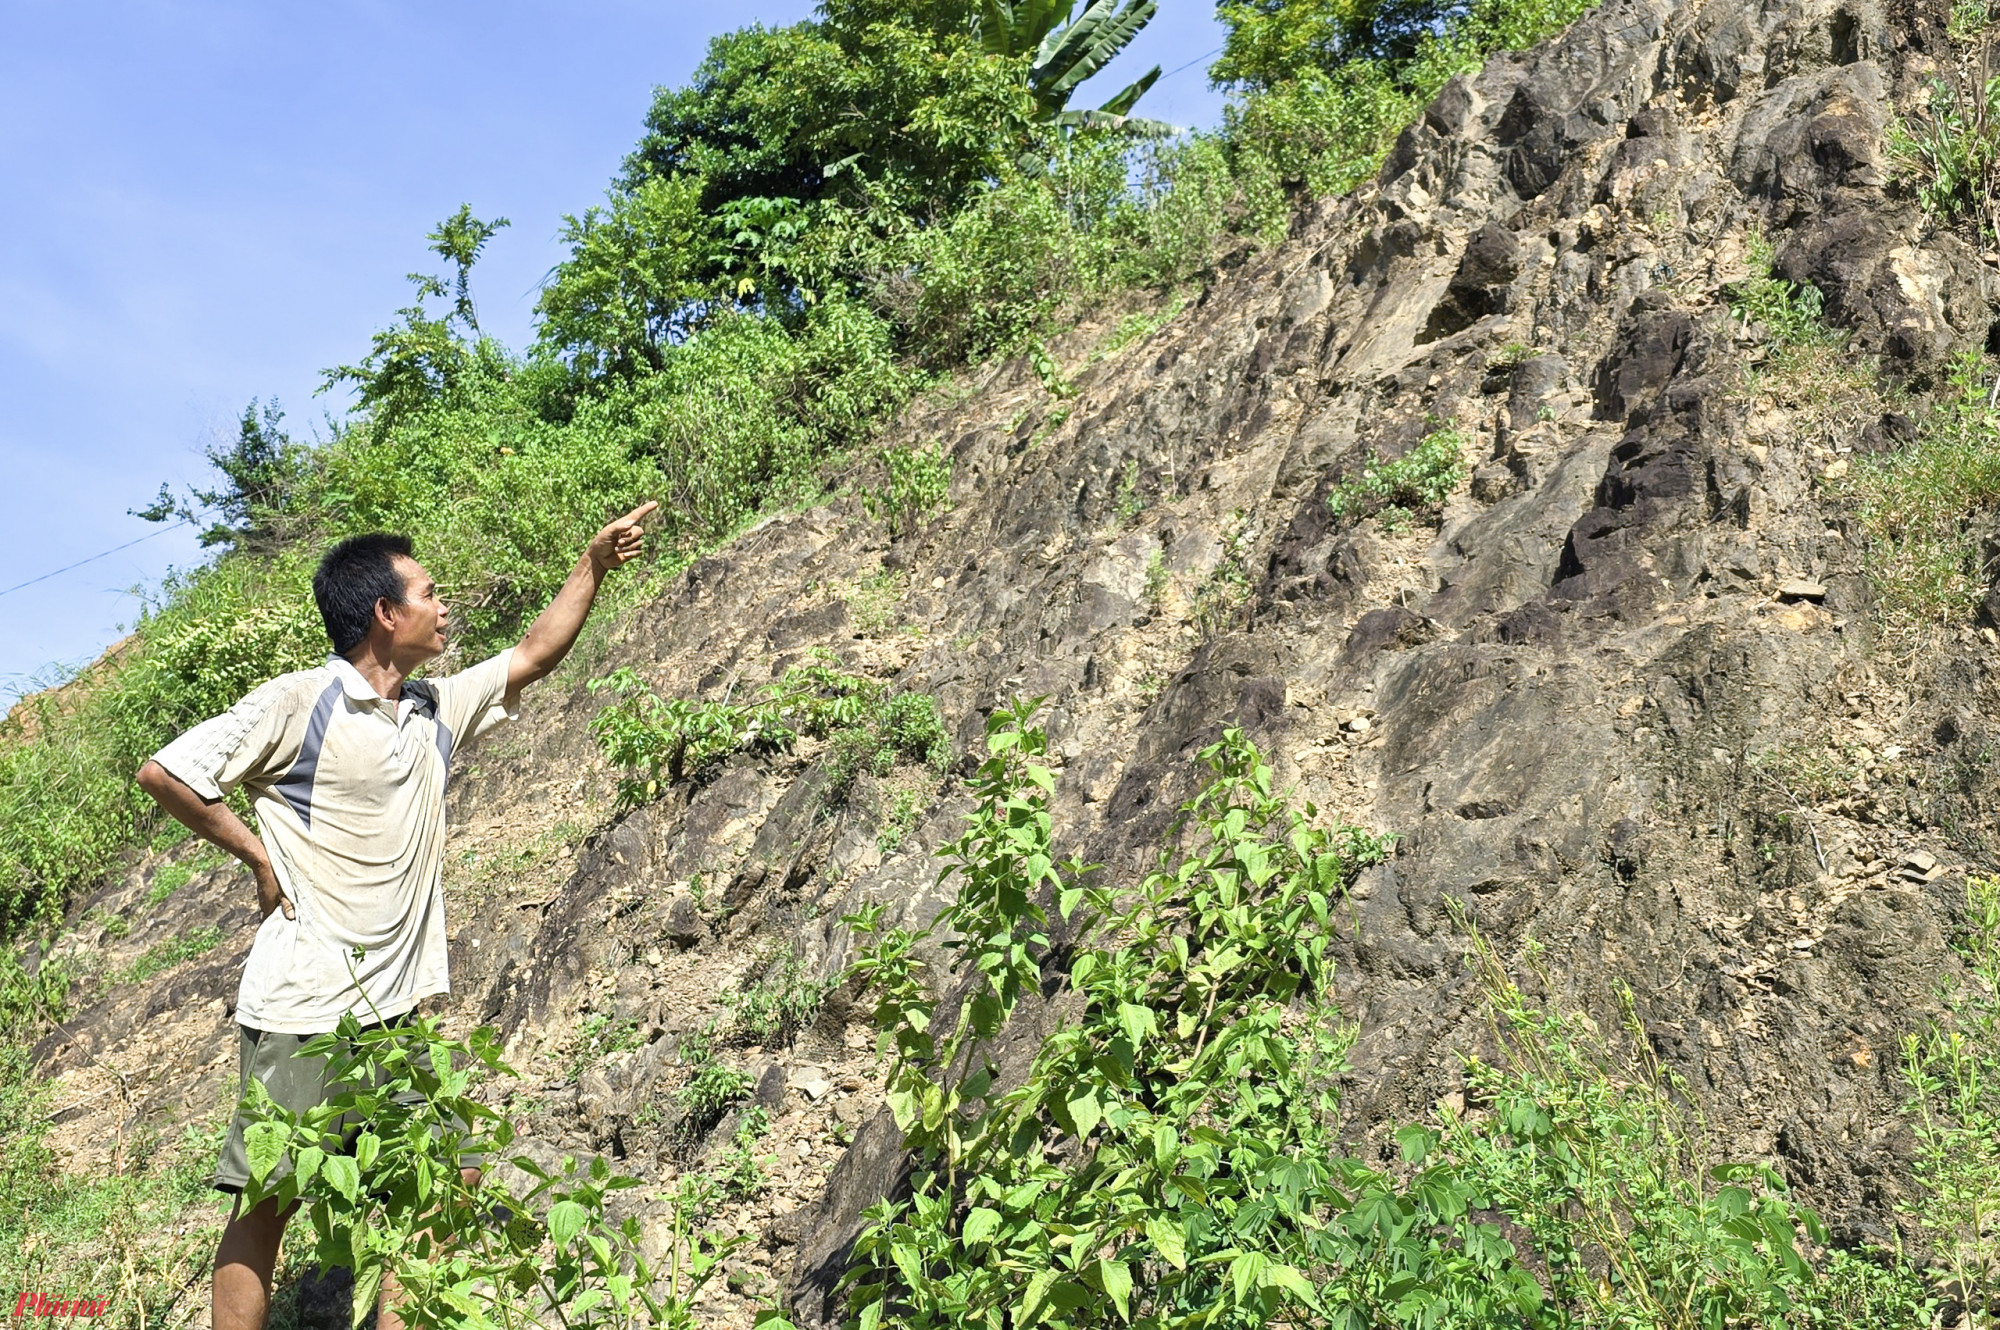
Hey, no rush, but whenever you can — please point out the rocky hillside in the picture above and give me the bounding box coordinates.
[30,0,2000,1319]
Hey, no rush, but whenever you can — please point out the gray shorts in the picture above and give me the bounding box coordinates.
[213,1021,484,1194]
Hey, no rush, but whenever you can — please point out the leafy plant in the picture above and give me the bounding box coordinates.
[674,1025,753,1142]
[241,1010,744,1330]
[145,861,194,908]
[1114,460,1146,522]
[1447,926,1823,1329]
[1890,60,2000,238]
[1328,425,1468,530]
[1900,874,2000,1323]
[1729,234,1840,351]
[1028,339,1076,398]
[112,924,222,986]
[0,1045,219,1330]
[876,787,930,857]
[1952,0,1994,41]
[784,707,1899,1330]
[718,1105,775,1202]
[730,946,831,1046]
[1142,548,1168,612]
[0,945,68,1043]
[978,0,1171,134]
[838,708,1414,1330]
[589,658,945,805]
[568,1014,644,1084]
[862,443,953,540]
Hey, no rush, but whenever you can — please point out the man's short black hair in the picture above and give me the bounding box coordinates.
[314,533,414,656]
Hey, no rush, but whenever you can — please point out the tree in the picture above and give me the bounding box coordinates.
[427,204,510,334]
[978,0,1173,133]
[132,399,306,554]
[1212,0,1459,93]
[325,206,511,427]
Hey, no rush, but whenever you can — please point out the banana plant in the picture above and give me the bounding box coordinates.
[979,0,1175,134]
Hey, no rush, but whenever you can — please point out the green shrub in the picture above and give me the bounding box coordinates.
[717,1106,773,1202]
[1730,234,1840,351]
[729,946,829,1046]
[862,443,953,540]
[567,1013,644,1083]
[589,657,945,805]
[113,925,223,986]
[145,862,193,908]
[0,1042,220,1330]
[674,1026,752,1141]
[1950,0,1993,41]
[1328,424,1468,529]
[838,709,1417,1330]
[0,945,69,1042]
[875,787,929,857]
[1446,932,1821,1329]
[242,1011,744,1330]
[799,707,1906,1330]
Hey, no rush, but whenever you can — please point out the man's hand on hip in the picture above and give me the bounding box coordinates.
[255,862,295,921]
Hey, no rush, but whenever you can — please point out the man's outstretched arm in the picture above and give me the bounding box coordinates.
[134,762,293,919]
[508,500,657,694]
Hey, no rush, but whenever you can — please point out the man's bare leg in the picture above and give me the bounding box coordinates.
[214,1194,298,1330]
[376,1167,482,1330]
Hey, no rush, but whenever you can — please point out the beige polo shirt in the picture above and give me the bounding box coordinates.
[150,650,516,1034]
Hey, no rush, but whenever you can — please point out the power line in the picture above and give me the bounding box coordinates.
[1159,45,1223,82]
[0,520,196,600]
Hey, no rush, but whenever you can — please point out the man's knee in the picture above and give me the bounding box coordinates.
[221,1194,296,1251]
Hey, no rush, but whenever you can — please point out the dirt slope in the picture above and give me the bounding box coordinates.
[32,0,2000,1319]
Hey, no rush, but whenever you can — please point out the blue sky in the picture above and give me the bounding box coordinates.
[0,1,1228,701]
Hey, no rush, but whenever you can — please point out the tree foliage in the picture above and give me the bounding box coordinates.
[979,0,1171,132]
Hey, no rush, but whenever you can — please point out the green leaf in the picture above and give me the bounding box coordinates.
[1067,1088,1101,1139]
[1020,1268,1060,1326]
[962,1206,1003,1246]
[243,1121,286,1187]
[1230,1251,1267,1303]
[1093,1258,1133,1320]
[352,1132,381,1172]
[1260,1262,1320,1309]
[548,1199,589,1250]
[294,1145,326,1185]
[320,1154,360,1203]
[1145,1215,1187,1269]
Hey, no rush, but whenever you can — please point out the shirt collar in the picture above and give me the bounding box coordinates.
[329,654,388,706]
[329,655,427,726]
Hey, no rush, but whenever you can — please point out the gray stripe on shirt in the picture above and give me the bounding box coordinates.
[273,679,343,828]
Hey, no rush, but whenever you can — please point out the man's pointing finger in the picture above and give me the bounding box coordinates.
[622,500,660,525]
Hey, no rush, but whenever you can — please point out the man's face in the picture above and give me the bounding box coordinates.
[383,556,449,665]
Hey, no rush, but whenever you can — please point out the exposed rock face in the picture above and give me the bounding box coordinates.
[34,0,2000,1322]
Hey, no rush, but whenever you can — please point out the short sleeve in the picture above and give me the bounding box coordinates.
[429,648,517,753]
[150,674,315,802]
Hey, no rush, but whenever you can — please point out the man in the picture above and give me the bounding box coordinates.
[135,501,657,1330]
